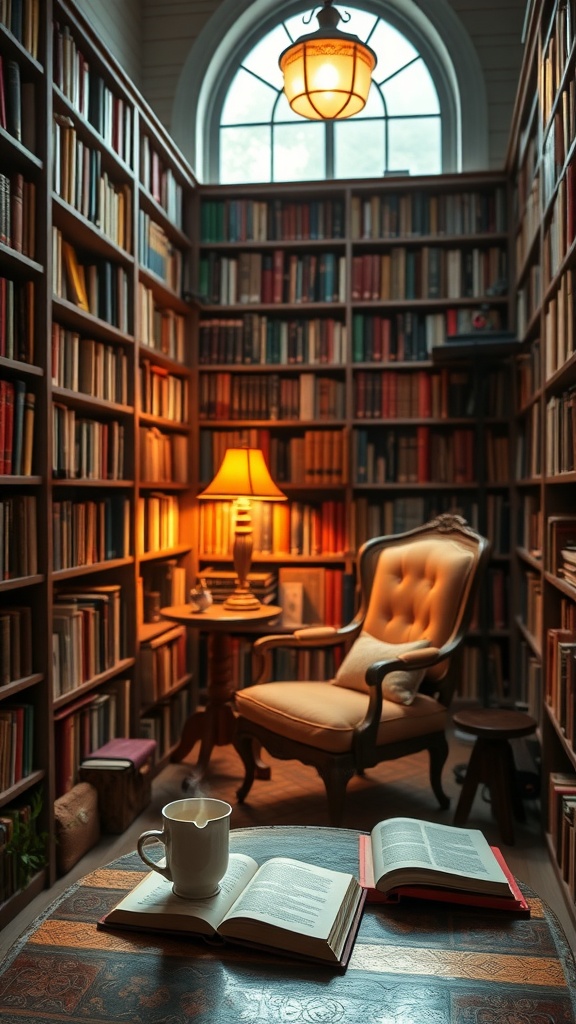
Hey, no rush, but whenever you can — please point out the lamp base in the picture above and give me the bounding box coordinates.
[223,587,261,612]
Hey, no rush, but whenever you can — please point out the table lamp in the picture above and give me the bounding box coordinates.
[197,448,287,611]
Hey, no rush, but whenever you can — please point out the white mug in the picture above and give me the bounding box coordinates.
[137,797,232,899]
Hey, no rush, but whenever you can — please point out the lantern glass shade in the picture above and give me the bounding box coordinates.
[280,27,376,121]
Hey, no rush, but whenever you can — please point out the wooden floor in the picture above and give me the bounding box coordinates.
[2,724,576,960]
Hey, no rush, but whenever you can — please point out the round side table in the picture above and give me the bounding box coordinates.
[452,708,537,845]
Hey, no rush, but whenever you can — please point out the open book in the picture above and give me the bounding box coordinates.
[99,853,366,968]
[359,817,529,915]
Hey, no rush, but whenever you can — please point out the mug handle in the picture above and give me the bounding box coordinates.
[137,829,172,881]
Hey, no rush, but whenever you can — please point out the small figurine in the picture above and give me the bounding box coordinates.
[190,579,213,613]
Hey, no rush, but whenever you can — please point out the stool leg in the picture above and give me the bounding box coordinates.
[453,740,484,826]
[486,740,519,846]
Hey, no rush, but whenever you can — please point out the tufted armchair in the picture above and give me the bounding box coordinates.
[234,514,490,825]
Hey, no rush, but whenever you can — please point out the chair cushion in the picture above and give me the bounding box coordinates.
[333,633,430,703]
[235,681,447,754]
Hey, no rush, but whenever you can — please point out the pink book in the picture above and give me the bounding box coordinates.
[82,738,157,771]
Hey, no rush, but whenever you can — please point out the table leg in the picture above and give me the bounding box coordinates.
[173,633,270,787]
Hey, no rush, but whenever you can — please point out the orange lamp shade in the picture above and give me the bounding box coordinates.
[280,34,375,121]
[197,448,286,502]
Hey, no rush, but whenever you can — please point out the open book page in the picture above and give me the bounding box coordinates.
[370,817,510,896]
[103,853,259,934]
[219,857,362,960]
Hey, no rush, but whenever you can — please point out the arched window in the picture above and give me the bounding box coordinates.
[171,1,488,183]
[220,12,441,184]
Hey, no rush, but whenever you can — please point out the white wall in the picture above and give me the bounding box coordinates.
[79,0,526,172]
[74,0,142,89]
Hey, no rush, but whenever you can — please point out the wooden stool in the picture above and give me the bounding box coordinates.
[452,708,537,845]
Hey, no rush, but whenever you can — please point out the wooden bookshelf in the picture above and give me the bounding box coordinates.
[0,0,198,928]
[195,175,513,694]
[508,0,576,926]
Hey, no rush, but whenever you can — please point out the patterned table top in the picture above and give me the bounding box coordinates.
[1,825,575,1024]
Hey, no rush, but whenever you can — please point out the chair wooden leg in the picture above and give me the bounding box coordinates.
[429,733,450,809]
[317,763,355,826]
[234,733,258,803]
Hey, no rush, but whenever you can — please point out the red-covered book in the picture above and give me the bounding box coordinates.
[358,817,530,916]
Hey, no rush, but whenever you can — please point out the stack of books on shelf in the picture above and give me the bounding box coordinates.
[200,568,278,605]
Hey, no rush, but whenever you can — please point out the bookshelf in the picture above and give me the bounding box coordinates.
[196,176,513,695]
[0,0,198,928]
[508,0,576,924]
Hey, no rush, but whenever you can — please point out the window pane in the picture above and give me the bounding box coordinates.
[383,60,440,115]
[370,22,418,82]
[273,123,325,181]
[334,119,385,179]
[342,9,378,41]
[220,125,271,183]
[362,82,385,118]
[243,25,287,89]
[274,89,304,123]
[222,68,277,125]
[388,117,441,175]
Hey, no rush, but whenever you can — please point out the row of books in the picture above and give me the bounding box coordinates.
[200,428,347,486]
[0,55,35,149]
[350,187,507,241]
[199,372,346,421]
[0,604,31,685]
[542,164,576,283]
[516,339,542,408]
[140,359,188,423]
[53,117,132,251]
[515,403,541,479]
[278,565,355,629]
[353,426,476,484]
[549,770,576,903]
[52,585,123,698]
[198,315,346,367]
[140,133,184,228]
[139,426,188,483]
[352,494,480,549]
[141,625,187,706]
[0,702,33,791]
[199,251,347,306]
[268,646,342,684]
[199,568,278,606]
[54,233,131,332]
[53,22,133,164]
[543,267,574,380]
[546,388,576,476]
[137,282,186,363]
[139,211,183,293]
[52,405,126,480]
[139,559,187,619]
[351,307,505,363]
[0,172,35,257]
[137,493,180,554]
[139,686,191,761]
[516,640,542,720]
[51,324,129,405]
[546,627,576,744]
[199,499,347,557]
[0,494,37,579]
[0,379,34,475]
[353,368,473,420]
[200,197,346,243]
[54,681,130,795]
[0,0,40,59]
[515,263,541,340]
[350,245,507,302]
[0,275,34,363]
[52,496,130,572]
[456,641,508,704]
[521,569,543,643]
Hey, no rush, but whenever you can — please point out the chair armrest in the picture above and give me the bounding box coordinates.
[364,645,442,686]
[252,620,361,683]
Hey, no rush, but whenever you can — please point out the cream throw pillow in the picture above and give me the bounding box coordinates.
[334,633,431,704]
